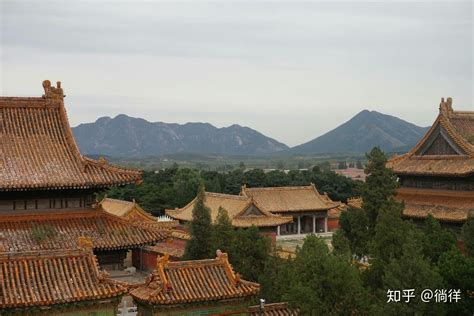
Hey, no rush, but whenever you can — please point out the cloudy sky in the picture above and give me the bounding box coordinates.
[1,0,472,146]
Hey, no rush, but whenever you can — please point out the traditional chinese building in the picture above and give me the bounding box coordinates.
[130,252,260,315]
[134,229,190,270]
[240,184,341,238]
[387,98,474,229]
[100,197,178,230]
[0,246,125,315]
[0,80,167,269]
[166,191,293,236]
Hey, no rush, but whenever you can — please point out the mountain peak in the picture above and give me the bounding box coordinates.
[290,110,428,154]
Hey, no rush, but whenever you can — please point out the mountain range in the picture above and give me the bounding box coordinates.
[72,115,288,157]
[72,110,429,157]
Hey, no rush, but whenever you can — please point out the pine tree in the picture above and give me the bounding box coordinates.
[338,207,370,259]
[462,215,474,256]
[212,207,234,254]
[230,226,271,282]
[365,206,407,290]
[363,147,400,231]
[379,231,445,315]
[438,248,474,314]
[183,184,214,260]
[331,229,352,261]
[284,235,369,315]
[422,215,456,263]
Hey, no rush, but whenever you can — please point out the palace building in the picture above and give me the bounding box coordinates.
[0,245,125,315]
[100,197,178,230]
[240,184,341,238]
[130,252,260,315]
[166,191,293,234]
[387,98,474,229]
[0,81,168,269]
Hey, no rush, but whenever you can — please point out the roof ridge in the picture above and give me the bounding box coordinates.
[0,248,91,260]
[244,185,314,191]
[205,191,249,200]
[102,197,135,204]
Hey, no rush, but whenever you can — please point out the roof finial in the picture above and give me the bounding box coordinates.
[42,79,64,101]
[439,97,453,114]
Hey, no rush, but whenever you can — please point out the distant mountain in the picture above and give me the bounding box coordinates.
[72,114,288,157]
[289,110,429,154]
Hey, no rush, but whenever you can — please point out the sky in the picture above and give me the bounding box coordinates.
[1,0,472,147]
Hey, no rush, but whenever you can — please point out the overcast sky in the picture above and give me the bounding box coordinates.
[1,1,472,146]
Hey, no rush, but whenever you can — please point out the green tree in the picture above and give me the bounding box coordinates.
[462,215,474,256]
[230,226,271,282]
[438,248,474,314]
[223,169,245,194]
[422,215,456,263]
[212,207,234,254]
[363,147,399,231]
[338,207,370,258]
[244,169,267,188]
[184,184,214,260]
[338,161,348,169]
[356,160,364,169]
[365,207,407,290]
[264,170,290,187]
[379,232,445,315]
[284,236,369,315]
[173,168,201,207]
[258,253,291,303]
[331,229,352,261]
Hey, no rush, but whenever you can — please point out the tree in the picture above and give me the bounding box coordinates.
[365,207,408,290]
[379,232,445,315]
[462,215,474,256]
[184,184,214,260]
[338,207,370,258]
[331,229,352,261]
[264,170,290,187]
[212,207,234,254]
[223,169,245,194]
[422,215,456,263]
[363,147,399,231]
[172,168,201,207]
[244,169,267,188]
[338,161,347,169]
[356,160,364,169]
[258,253,291,303]
[230,226,271,282]
[438,248,474,314]
[284,236,369,315]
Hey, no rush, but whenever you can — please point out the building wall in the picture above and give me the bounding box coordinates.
[133,248,159,272]
[327,218,339,232]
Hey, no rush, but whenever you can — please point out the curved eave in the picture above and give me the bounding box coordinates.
[232,216,293,228]
[130,282,260,305]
